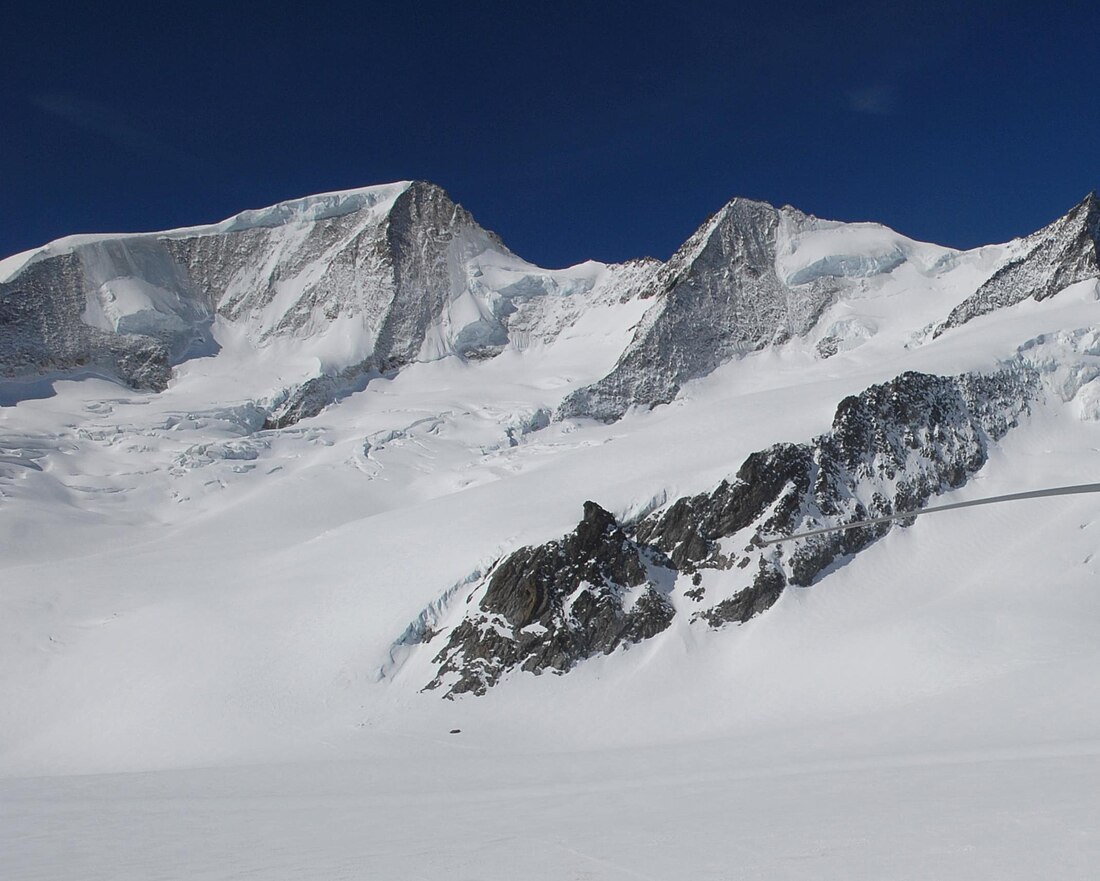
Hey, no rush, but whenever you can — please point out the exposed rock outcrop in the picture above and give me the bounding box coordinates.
[422,365,1040,695]
[425,501,675,697]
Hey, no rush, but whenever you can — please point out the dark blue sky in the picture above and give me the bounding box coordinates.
[3,1,1097,267]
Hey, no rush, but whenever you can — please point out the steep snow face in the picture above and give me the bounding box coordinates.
[775,210,952,286]
[0,182,413,284]
[77,237,210,338]
[217,184,410,233]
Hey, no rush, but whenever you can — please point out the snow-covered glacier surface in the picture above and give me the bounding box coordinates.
[3,187,1100,880]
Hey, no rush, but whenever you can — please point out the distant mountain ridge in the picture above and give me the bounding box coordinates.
[2,183,1097,428]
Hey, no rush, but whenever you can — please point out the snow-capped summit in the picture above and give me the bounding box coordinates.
[0,181,651,422]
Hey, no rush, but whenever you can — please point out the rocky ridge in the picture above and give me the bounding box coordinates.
[426,500,675,697]
[422,364,1040,697]
[934,193,1100,337]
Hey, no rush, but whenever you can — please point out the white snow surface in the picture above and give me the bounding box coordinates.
[775,211,955,285]
[3,200,1100,879]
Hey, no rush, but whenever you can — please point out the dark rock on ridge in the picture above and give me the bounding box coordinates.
[424,365,1040,695]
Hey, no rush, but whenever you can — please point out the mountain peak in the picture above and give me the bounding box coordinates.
[934,191,1100,337]
[1076,190,1100,238]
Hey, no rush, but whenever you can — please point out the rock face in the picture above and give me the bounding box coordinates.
[557,200,848,421]
[426,501,675,697]
[934,193,1100,337]
[423,365,1040,695]
[637,366,1039,627]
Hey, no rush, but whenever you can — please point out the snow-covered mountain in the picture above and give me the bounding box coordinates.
[4,183,1100,880]
[0,181,654,424]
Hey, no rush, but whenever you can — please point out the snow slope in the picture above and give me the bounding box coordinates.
[2,188,1100,879]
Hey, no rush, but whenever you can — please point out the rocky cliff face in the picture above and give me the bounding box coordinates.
[934,193,1100,337]
[421,364,1040,695]
[557,200,888,422]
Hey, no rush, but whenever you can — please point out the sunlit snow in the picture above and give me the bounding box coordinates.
[3,190,1100,880]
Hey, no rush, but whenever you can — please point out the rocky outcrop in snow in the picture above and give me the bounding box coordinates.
[425,501,675,697]
[423,365,1040,695]
[638,366,1039,627]
[934,193,1100,337]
